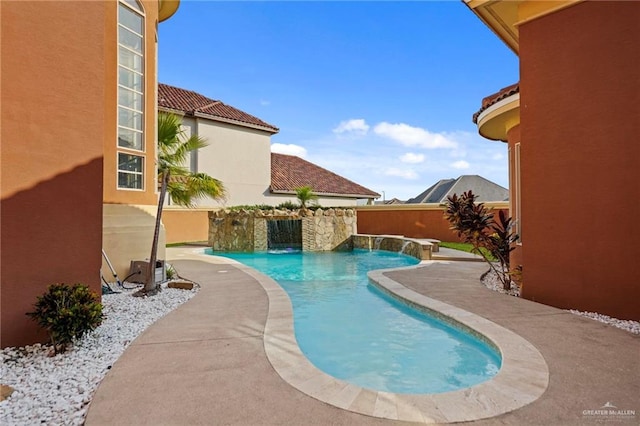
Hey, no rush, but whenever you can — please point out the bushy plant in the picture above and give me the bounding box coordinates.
[228,204,274,211]
[166,263,177,280]
[443,191,519,290]
[26,283,103,354]
[275,201,299,210]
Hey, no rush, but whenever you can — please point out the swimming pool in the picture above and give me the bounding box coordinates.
[209,249,501,394]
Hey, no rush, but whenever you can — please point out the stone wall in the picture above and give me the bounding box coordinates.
[208,208,357,252]
[352,234,430,261]
[304,208,356,251]
[208,209,256,251]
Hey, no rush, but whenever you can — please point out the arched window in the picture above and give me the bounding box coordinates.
[117,0,145,189]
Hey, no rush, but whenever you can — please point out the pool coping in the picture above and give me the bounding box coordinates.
[188,250,549,424]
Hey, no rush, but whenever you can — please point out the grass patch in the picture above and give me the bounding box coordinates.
[166,241,208,247]
[439,242,496,261]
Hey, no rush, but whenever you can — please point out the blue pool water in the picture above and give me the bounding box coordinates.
[209,249,501,394]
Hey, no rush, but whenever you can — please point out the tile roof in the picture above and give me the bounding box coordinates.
[158,83,279,133]
[472,83,519,124]
[270,153,380,198]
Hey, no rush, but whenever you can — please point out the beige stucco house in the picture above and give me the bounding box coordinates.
[158,83,379,244]
[158,83,378,208]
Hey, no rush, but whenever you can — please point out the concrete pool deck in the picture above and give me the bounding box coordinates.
[85,247,639,425]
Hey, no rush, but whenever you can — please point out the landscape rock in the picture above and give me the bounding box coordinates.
[167,280,195,290]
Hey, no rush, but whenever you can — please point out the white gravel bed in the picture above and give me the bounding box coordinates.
[0,282,198,426]
[481,268,521,297]
[567,310,640,335]
[480,268,639,335]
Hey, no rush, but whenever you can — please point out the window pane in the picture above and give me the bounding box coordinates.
[119,26,143,53]
[118,128,143,150]
[119,107,143,131]
[119,5,143,34]
[118,46,142,72]
[118,153,143,172]
[121,0,143,13]
[118,86,143,111]
[118,67,143,92]
[118,172,143,189]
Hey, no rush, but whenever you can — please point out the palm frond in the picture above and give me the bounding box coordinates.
[157,112,209,172]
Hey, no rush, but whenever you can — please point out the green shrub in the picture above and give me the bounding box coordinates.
[275,201,299,210]
[26,283,103,354]
[228,204,274,211]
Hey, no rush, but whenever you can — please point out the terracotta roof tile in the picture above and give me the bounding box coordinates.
[472,83,519,124]
[270,153,379,198]
[158,83,279,133]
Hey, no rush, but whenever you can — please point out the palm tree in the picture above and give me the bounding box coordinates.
[138,113,226,295]
[295,186,318,209]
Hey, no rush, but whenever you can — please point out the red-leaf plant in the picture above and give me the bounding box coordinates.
[443,191,519,290]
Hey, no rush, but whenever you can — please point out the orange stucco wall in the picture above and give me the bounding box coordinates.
[356,204,509,242]
[519,1,640,319]
[1,2,106,347]
[163,210,211,244]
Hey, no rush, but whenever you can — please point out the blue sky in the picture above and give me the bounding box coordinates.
[159,1,519,201]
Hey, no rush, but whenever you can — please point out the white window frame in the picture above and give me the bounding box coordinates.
[117,152,145,190]
[515,142,522,244]
[117,0,146,190]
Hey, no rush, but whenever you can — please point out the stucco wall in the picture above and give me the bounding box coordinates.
[356,203,509,243]
[188,119,273,207]
[1,1,106,347]
[519,1,640,319]
[163,209,210,243]
[175,117,365,208]
[102,204,166,280]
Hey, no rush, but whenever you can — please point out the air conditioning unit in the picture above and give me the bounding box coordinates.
[129,260,166,284]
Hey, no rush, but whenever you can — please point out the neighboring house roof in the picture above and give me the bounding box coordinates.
[158,83,279,133]
[270,153,380,199]
[385,198,405,205]
[407,175,508,204]
[472,83,519,124]
[374,198,405,205]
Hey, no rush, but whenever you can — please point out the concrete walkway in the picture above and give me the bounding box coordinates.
[86,250,639,425]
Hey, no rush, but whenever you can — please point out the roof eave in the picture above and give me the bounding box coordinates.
[192,111,279,134]
[158,0,180,22]
[270,189,379,199]
[158,106,186,116]
[475,92,520,142]
[463,0,584,55]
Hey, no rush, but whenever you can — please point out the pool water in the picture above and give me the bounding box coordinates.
[209,249,501,394]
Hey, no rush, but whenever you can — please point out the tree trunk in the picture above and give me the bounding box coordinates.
[143,170,170,294]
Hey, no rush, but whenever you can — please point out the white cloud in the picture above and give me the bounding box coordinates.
[333,119,370,135]
[492,152,504,160]
[384,168,419,180]
[373,122,458,149]
[260,99,271,106]
[399,153,425,164]
[271,143,307,158]
[451,160,470,170]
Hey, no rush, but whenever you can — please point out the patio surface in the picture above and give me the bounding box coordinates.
[85,247,639,425]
